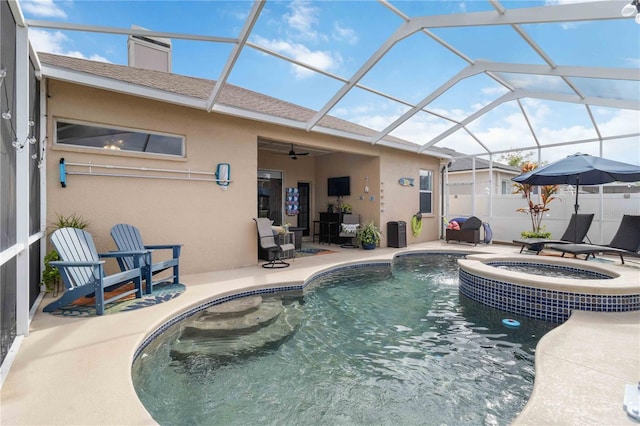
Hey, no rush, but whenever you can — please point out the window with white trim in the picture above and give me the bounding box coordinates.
[55,119,185,157]
[501,180,511,194]
[419,169,433,214]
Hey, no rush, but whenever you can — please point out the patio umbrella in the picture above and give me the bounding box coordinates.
[512,153,640,242]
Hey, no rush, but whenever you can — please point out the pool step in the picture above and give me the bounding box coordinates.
[180,296,282,338]
[171,297,303,360]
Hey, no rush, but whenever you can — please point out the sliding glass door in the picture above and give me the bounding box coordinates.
[257,170,283,226]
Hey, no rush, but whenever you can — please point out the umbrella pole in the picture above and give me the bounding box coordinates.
[574,177,580,243]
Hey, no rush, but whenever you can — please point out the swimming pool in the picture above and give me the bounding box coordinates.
[132,253,557,425]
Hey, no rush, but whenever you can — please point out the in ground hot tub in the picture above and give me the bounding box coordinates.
[458,254,640,323]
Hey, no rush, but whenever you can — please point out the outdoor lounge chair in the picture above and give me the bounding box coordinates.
[513,213,594,254]
[43,227,145,315]
[547,215,640,264]
[111,224,181,294]
[339,214,360,248]
[254,218,295,268]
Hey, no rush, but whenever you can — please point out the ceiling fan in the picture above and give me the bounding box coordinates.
[280,144,309,160]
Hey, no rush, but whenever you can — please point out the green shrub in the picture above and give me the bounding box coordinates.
[41,213,90,291]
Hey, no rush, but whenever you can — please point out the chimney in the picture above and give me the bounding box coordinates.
[128,25,171,72]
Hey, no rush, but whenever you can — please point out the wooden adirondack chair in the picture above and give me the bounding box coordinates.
[110,224,181,294]
[43,228,145,315]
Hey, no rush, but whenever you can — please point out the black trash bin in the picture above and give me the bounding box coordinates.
[387,221,407,248]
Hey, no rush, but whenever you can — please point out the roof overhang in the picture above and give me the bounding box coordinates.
[40,63,451,160]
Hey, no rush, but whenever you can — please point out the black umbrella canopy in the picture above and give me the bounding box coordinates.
[512,153,640,186]
[512,153,640,240]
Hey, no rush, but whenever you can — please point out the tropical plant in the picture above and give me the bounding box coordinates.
[520,229,551,239]
[51,212,91,232]
[41,250,61,292]
[41,213,90,291]
[513,162,559,237]
[356,221,382,247]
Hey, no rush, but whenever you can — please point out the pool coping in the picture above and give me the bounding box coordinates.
[1,241,638,425]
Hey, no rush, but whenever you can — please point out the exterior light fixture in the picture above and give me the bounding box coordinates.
[215,162,231,190]
[621,0,640,23]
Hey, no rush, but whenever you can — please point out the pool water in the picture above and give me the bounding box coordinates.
[488,262,613,279]
[132,254,557,425]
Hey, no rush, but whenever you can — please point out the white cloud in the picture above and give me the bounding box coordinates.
[284,1,321,42]
[333,22,358,45]
[625,57,640,67]
[255,0,358,78]
[253,35,340,79]
[29,29,110,63]
[481,86,509,96]
[333,95,639,162]
[20,0,67,18]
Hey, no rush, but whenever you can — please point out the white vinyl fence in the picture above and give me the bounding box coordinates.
[447,192,640,245]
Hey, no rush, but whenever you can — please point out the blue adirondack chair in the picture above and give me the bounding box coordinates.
[43,228,145,315]
[110,224,181,294]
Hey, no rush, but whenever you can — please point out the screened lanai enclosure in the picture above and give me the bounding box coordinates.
[1,0,638,382]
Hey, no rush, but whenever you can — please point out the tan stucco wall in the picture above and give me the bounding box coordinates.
[46,81,260,274]
[45,79,446,273]
[380,148,442,244]
[315,152,380,224]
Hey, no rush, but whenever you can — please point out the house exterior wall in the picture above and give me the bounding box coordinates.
[380,149,442,244]
[45,80,444,273]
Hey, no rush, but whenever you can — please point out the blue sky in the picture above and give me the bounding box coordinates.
[19,0,640,165]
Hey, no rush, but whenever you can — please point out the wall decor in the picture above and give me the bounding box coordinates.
[286,187,299,216]
[398,177,414,187]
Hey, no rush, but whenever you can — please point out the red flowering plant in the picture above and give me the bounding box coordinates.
[513,162,559,239]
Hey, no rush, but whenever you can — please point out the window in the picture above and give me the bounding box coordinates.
[55,120,185,157]
[501,180,511,194]
[419,169,433,214]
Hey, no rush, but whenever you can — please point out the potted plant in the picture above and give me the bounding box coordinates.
[356,221,382,250]
[41,213,90,292]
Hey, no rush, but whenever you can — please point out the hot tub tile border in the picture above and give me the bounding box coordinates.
[459,268,640,323]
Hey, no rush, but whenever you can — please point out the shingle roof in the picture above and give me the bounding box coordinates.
[39,52,451,157]
[448,156,520,173]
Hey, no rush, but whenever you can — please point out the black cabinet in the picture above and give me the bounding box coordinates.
[318,212,343,244]
[387,221,407,248]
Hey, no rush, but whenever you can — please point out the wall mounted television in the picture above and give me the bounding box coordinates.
[328,176,350,197]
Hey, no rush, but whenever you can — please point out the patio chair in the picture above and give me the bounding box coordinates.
[43,227,145,315]
[111,224,181,294]
[548,215,640,264]
[513,213,594,254]
[254,218,295,268]
[446,216,483,245]
[339,214,360,248]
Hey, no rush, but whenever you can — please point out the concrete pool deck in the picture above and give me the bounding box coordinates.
[1,241,638,425]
